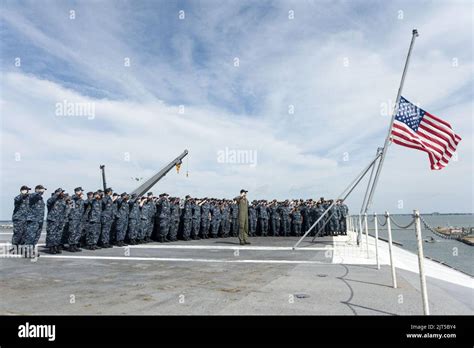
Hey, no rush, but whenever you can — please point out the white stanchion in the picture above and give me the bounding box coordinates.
[373,213,380,270]
[414,209,430,315]
[385,212,397,288]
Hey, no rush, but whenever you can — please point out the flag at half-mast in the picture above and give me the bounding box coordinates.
[390,96,462,170]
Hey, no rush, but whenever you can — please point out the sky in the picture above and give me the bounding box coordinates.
[0,0,472,219]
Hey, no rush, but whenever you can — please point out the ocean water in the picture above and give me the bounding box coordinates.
[360,214,473,276]
[1,214,472,275]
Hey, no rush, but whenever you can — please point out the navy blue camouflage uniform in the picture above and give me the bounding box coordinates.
[45,193,67,248]
[248,204,257,237]
[67,194,85,246]
[127,198,140,241]
[191,201,201,239]
[230,203,239,237]
[181,199,193,240]
[100,195,114,245]
[280,205,291,236]
[157,197,171,241]
[339,203,349,235]
[115,197,129,242]
[328,203,339,236]
[86,198,102,246]
[291,206,302,236]
[269,205,280,236]
[220,204,231,237]
[210,203,221,238]
[258,203,269,236]
[200,201,210,238]
[12,193,29,245]
[23,192,45,246]
[169,200,180,241]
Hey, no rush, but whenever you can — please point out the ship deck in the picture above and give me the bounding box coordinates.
[0,229,472,315]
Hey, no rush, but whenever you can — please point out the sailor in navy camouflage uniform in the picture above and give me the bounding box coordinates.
[67,187,85,252]
[85,191,102,249]
[127,193,140,244]
[338,200,349,235]
[269,200,280,236]
[11,185,31,249]
[181,195,193,240]
[220,201,230,237]
[258,201,269,236]
[45,188,67,254]
[22,185,46,257]
[191,198,201,240]
[137,196,147,243]
[301,201,311,236]
[80,191,93,246]
[99,187,114,248]
[168,197,180,241]
[291,202,303,236]
[230,201,239,237]
[60,194,72,246]
[209,200,221,238]
[114,192,130,246]
[139,193,154,243]
[248,201,257,237]
[156,193,171,243]
[200,198,211,239]
[280,201,291,236]
[327,200,339,236]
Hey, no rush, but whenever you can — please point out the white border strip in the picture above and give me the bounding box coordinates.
[0,243,332,251]
[129,245,333,251]
[38,254,326,264]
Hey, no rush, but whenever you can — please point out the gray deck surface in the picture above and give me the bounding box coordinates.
[0,230,472,315]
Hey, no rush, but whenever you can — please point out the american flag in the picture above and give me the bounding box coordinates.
[390,96,462,170]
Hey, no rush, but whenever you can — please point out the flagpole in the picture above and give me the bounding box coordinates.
[363,29,419,214]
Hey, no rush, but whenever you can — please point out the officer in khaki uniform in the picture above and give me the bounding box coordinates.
[234,189,250,245]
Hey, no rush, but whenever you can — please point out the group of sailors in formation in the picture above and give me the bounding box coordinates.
[11,185,349,256]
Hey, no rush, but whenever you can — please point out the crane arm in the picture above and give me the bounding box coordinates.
[130,150,188,197]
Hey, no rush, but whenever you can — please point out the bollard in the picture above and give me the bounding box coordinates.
[364,213,369,258]
[385,212,397,288]
[374,213,380,270]
[414,210,430,315]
